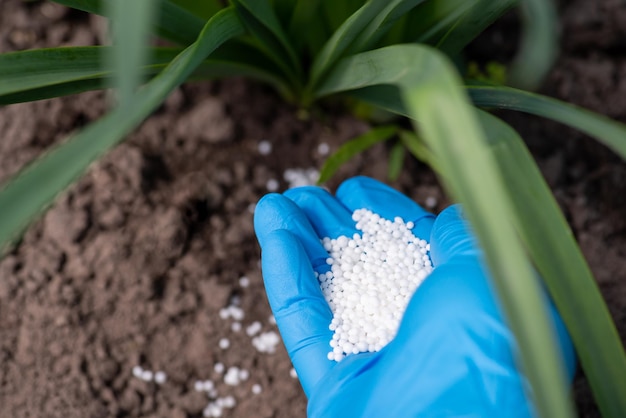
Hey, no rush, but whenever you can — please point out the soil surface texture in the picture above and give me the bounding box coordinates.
[1,0,625,417]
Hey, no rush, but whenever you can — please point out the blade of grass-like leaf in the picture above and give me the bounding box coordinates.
[0,46,289,104]
[310,0,447,94]
[508,0,557,90]
[398,130,439,169]
[468,85,626,161]
[316,44,576,418]
[349,85,407,116]
[343,94,442,172]
[189,42,292,99]
[0,47,179,105]
[345,0,427,54]
[307,0,392,94]
[52,0,103,14]
[0,7,244,251]
[156,0,210,44]
[231,0,302,83]
[0,47,105,97]
[105,0,156,108]
[378,13,408,46]
[0,79,104,105]
[53,0,206,46]
[387,141,406,181]
[287,0,329,57]
[270,0,297,25]
[317,125,397,184]
[168,0,223,20]
[354,84,626,166]
[412,0,515,55]
[320,0,363,32]
[478,110,626,418]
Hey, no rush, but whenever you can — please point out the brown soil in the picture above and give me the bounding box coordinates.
[0,0,624,417]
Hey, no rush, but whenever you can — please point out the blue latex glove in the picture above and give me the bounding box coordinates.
[254,176,576,418]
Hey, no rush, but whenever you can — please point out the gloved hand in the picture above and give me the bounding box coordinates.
[254,176,576,418]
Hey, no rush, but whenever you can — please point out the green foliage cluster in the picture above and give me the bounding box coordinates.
[1,1,625,416]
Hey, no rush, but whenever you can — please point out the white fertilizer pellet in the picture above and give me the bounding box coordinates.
[219,305,244,321]
[266,178,280,192]
[289,368,298,379]
[425,196,438,209]
[245,321,262,337]
[238,369,249,381]
[214,363,225,374]
[252,331,281,353]
[231,322,242,332]
[319,208,433,362]
[203,396,237,418]
[220,396,236,408]
[132,366,143,378]
[140,370,154,382]
[283,167,320,189]
[218,338,230,350]
[195,379,215,392]
[224,367,242,386]
[258,140,272,155]
[251,383,262,394]
[154,371,167,384]
[317,142,330,155]
[239,276,250,288]
[133,366,167,384]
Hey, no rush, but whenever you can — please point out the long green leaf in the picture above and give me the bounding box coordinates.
[307,0,391,93]
[0,45,290,105]
[317,125,398,184]
[156,0,211,44]
[398,130,438,170]
[0,79,104,105]
[320,0,364,32]
[468,85,626,161]
[479,110,626,418]
[0,47,181,104]
[168,0,223,20]
[508,0,557,90]
[53,0,206,45]
[403,0,514,55]
[270,0,297,25]
[231,0,302,86]
[353,84,626,167]
[188,42,292,98]
[0,7,244,251]
[387,140,406,181]
[316,44,576,418]
[310,0,458,91]
[287,0,329,57]
[105,0,157,108]
[349,84,407,115]
[345,0,427,54]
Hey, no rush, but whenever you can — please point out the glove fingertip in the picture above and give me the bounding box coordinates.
[284,187,356,239]
[254,193,328,265]
[430,204,480,266]
[254,193,292,241]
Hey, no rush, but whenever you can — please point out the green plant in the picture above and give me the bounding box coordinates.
[1,0,625,416]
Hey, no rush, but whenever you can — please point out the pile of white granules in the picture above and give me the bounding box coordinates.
[318,208,433,362]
